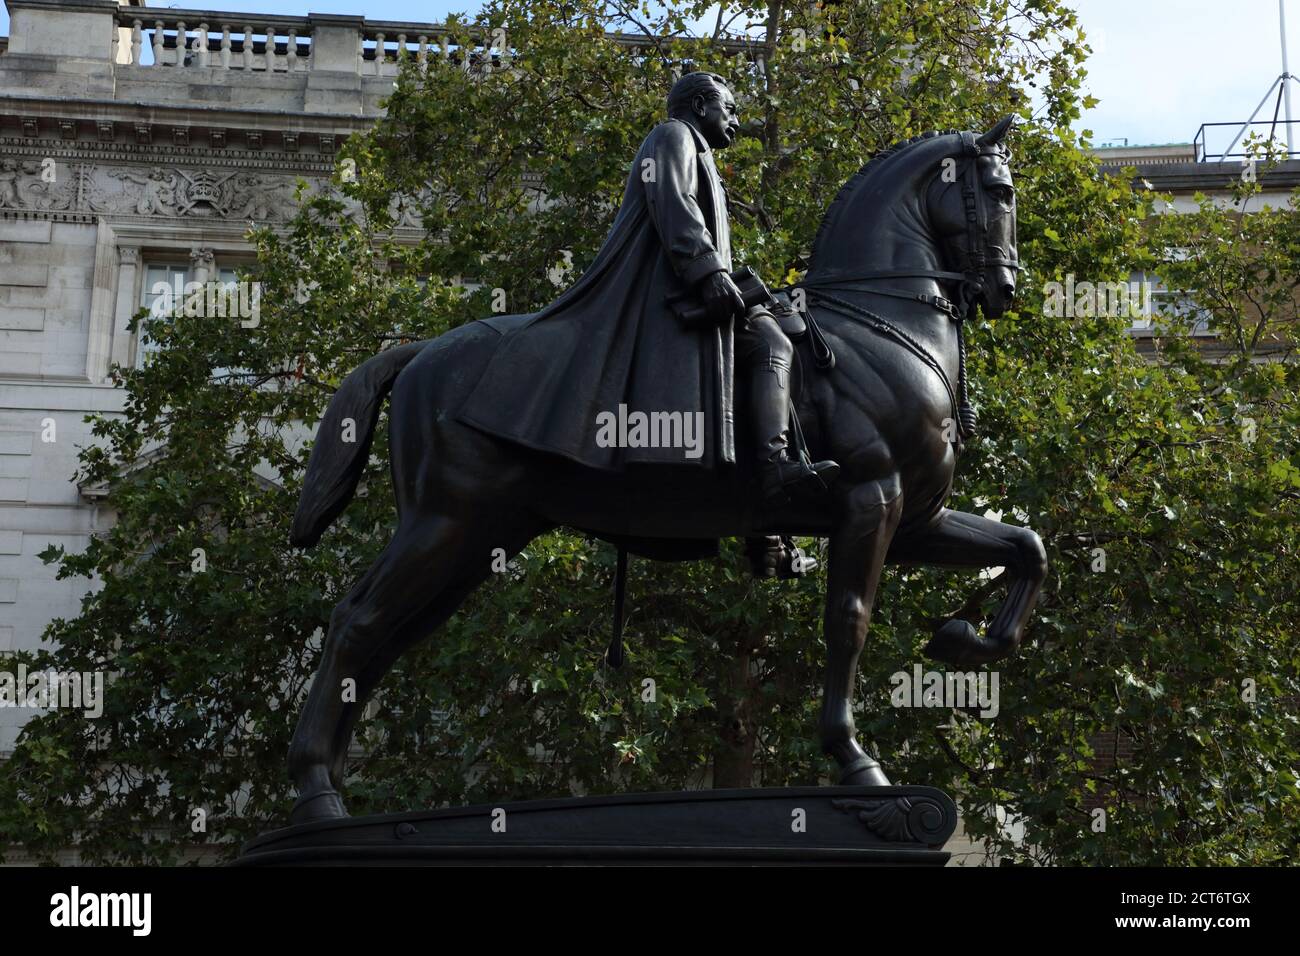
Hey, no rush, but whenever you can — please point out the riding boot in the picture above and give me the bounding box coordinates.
[751,363,840,506]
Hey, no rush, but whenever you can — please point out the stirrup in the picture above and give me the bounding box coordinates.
[746,535,819,579]
[760,457,839,507]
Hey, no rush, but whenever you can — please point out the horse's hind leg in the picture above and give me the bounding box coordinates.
[888,508,1048,667]
[322,517,548,794]
[320,578,479,797]
[288,512,477,823]
[821,476,904,786]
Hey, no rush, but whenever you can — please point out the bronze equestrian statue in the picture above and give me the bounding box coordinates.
[285,74,1047,824]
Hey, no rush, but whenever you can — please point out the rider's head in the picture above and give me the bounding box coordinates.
[668,72,739,150]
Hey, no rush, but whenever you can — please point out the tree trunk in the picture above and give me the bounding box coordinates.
[712,623,763,787]
[760,0,784,202]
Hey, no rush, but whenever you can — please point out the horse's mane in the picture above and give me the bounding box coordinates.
[809,129,961,267]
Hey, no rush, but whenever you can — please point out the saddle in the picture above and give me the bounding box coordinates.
[769,285,836,371]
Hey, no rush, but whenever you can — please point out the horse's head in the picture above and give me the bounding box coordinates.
[806,117,1021,320]
[926,117,1019,318]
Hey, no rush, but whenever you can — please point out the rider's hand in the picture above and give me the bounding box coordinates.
[699,270,746,324]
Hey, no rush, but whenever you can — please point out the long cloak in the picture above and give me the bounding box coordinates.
[458,118,736,471]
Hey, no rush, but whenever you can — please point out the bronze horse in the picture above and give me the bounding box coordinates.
[286,117,1047,823]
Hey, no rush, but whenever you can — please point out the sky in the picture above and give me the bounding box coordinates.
[2,0,1298,150]
[1071,0,1298,150]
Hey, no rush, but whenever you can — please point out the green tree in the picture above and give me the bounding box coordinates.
[1,0,1295,864]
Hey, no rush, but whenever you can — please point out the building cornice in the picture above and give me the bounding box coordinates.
[5,0,121,12]
[0,94,373,134]
[0,135,339,173]
[1101,158,1300,193]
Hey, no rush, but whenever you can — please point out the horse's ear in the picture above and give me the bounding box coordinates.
[977,116,1014,148]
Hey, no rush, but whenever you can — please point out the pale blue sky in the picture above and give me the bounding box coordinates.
[3,0,1298,149]
[1073,0,1298,150]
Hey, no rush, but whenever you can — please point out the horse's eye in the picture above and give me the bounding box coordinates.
[993,186,1014,204]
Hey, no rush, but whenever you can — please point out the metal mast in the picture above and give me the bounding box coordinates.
[1282,0,1295,154]
[1216,0,1298,160]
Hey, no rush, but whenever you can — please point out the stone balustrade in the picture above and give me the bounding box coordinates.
[108,9,513,76]
[1,1,759,122]
[113,13,315,71]
[3,1,755,77]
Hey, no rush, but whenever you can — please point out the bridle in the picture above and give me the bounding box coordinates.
[801,132,1022,317]
[794,132,1022,445]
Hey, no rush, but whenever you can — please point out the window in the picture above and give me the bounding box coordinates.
[138,262,243,367]
[209,267,243,382]
[138,263,190,363]
[1129,251,1215,337]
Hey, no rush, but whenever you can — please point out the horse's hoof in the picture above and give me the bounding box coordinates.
[290,788,349,825]
[837,755,892,787]
[924,619,981,665]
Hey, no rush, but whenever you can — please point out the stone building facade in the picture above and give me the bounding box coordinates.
[1091,141,1300,356]
[0,0,485,752]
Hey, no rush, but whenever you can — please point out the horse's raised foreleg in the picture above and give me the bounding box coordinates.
[821,476,904,786]
[888,508,1047,667]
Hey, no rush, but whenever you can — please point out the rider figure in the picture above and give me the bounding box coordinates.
[666,72,840,511]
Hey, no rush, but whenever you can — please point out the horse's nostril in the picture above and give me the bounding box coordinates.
[1002,283,1016,300]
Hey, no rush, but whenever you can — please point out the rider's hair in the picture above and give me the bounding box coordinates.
[667,72,729,116]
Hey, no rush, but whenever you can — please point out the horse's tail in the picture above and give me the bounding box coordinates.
[290,341,427,548]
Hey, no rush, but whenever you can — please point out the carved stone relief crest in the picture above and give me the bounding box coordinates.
[0,158,310,222]
[0,156,426,229]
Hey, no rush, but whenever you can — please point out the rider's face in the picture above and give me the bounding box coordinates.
[694,88,740,150]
